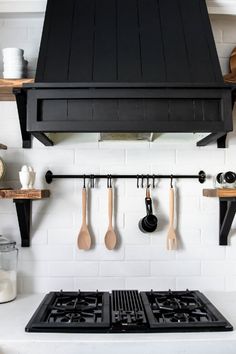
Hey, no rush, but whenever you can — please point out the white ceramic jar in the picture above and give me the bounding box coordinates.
[0,236,18,303]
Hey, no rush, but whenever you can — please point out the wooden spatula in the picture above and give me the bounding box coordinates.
[104,185,117,250]
[77,187,92,250]
[167,186,177,250]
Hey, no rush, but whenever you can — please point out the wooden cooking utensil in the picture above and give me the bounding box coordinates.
[224,47,236,83]
[77,187,92,250]
[167,184,177,250]
[104,183,117,250]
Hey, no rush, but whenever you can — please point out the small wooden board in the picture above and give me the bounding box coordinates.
[0,189,50,199]
[203,189,236,198]
[0,79,34,101]
[0,144,7,150]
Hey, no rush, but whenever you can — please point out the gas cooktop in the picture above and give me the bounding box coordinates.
[26,290,233,333]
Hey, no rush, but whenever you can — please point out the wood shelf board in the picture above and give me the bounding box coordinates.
[203,189,236,198]
[0,189,50,199]
[0,79,34,101]
[0,1,46,13]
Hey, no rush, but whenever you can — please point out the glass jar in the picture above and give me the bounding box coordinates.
[0,236,18,303]
[215,172,236,189]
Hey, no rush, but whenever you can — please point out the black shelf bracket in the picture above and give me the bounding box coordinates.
[14,88,32,149]
[13,199,31,247]
[197,133,227,148]
[32,133,54,147]
[14,89,54,148]
[219,197,236,246]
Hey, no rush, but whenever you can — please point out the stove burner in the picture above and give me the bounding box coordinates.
[141,290,233,330]
[25,289,233,333]
[60,313,86,323]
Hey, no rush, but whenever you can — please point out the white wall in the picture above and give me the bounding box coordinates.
[0,14,236,294]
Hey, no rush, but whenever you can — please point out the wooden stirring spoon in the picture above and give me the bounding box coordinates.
[104,180,117,250]
[77,187,92,250]
[167,182,177,250]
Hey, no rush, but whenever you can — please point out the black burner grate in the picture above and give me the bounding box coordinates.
[26,291,110,332]
[141,290,233,331]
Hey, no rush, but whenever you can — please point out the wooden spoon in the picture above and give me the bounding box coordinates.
[77,187,92,250]
[167,186,177,250]
[224,47,236,83]
[104,186,117,250]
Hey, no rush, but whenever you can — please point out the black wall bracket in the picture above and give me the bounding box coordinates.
[14,88,32,149]
[197,133,227,148]
[14,88,54,148]
[13,199,31,247]
[219,197,236,245]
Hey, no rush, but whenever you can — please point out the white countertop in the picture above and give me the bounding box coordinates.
[0,292,236,354]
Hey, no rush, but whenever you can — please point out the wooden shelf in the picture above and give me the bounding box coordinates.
[203,189,236,198]
[203,189,236,246]
[0,189,50,247]
[0,79,34,101]
[0,189,50,199]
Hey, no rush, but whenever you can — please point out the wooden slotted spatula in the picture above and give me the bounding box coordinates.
[167,183,177,250]
[104,180,117,250]
[77,187,92,250]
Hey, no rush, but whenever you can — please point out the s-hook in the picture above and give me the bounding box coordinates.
[90,175,95,188]
[107,175,112,188]
[147,175,150,189]
[141,175,144,188]
[152,175,155,189]
[170,175,173,188]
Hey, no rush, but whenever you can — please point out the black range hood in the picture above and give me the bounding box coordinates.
[14,0,233,148]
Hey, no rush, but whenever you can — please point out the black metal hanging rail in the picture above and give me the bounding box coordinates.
[45,170,206,185]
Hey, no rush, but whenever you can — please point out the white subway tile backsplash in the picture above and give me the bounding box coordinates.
[176,149,225,166]
[24,149,75,166]
[126,149,176,165]
[75,149,125,165]
[48,228,76,245]
[100,261,149,277]
[0,213,18,229]
[151,261,201,277]
[48,262,99,277]
[18,261,49,277]
[125,277,176,290]
[31,229,48,245]
[225,148,236,165]
[216,42,235,58]
[125,245,176,261]
[201,261,236,276]
[225,277,236,291]
[75,245,125,261]
[176,246,226,260]
[0,14,236,293]
[75,277,126,291]
[176,277,225,291]
[219,58,230,75]
[20,245,74,261]
[21,277,75,293]
[32,212,73,229]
